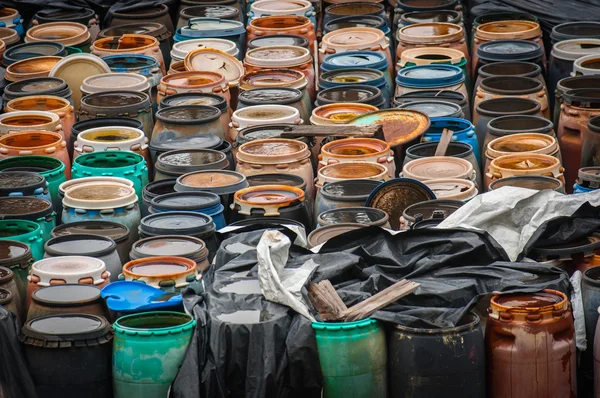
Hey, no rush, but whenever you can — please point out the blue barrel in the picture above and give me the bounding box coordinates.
[422,118,481,166]
[574,184,598,194]
[149,192,226,229]
[322,51,393,101]
[174,18,246,52]
[395,65,466,100]
[318,68,391,105]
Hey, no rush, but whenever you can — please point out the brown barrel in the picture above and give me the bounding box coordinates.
[485,289,576,398]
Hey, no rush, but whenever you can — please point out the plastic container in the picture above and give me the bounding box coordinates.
[71,151,148,206]
[395,64,466,103]
[313,319,387,398]
[112,312,195,398]
[0,240,32,308]
[422,117,480,167]
[91,34,166,75]
[149,191,226,229]
[129,235,209,271]
[26,284,109,321]
[0,197,55,243]
[175,18,246,54]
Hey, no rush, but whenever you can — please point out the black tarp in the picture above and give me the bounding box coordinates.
[0,308,37,398]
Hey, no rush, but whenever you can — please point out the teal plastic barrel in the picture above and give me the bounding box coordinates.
[0,220,44,260]
[112,311,195,398]
[312,318,387,398]
[71,151,148,205]
[0,156,66,213]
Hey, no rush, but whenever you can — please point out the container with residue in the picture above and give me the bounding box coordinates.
[149,191,226,229]
[51,221,132,265]
[0,219,44,261]
[403,156,476,185]
[400,199,464,229]
[237,88,309,122]
[317,162,388,189]
[314,179,380,220]
[486,290,576,398]
[154,148,229,181]
[0,171,51,202]
[20,313,113,398]
[487,153,564,186]
[0,197,55,243]
[310,103,378,126]
[423,178,478,201]
[142,179,176,216]
[231,185,312,231]
[26,284,109,321]
[316,206,389,228]
[230,105,302,143]
[130,235,209,271]
[319,137,395,178]
[91,34,166,75]
[61,182,141,241]
[120,256,199,292]
[247,16,315,49]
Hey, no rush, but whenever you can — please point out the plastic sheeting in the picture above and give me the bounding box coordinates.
[439,186,600,261]
[0,308,37,398]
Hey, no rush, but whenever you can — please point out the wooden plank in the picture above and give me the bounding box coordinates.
[342,279,420,322]
[279,125,384,139]
[434,128,454,157]
[308,281,348,321]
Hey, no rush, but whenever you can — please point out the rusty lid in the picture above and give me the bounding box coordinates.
[5,56,62,82]
[476,20,541,41]
[237,138,310,164]
[162,71,225,88]
[319,162,388,180]
[365,178,435,230]
[346,109,430,147]
[321,137,389,157]
[492,153,559,171]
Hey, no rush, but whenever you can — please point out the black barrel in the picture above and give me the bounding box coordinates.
[389,313,485,397]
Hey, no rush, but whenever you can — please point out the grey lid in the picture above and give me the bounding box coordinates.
[552,38,600,61]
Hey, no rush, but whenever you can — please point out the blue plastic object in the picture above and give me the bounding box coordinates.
[174,18,246,47]
[101,281,183,313]
[573,184,598,194]
[422,118,481,166]
[396,65,464,88]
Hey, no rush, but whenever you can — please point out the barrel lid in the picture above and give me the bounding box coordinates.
[578,167,600,188]
[318,206,388,226]
[397,100,462,118]
[130,235,207,261]
[402,199,464,223]
[245,45,311,66]
[151,191,221,211]
[183,17,245,37]
[3,42,67,65]
[403,156,473,180]
[80,90,149,109]
[0,197,53,220]
[324,15,386,33]
[81,72,150,94]
[320,179,381,201]
[44,234,116,257]
[156,149,228,172]
[4,77,68,97]
[159,92,228,112]
[552,39,600,61]
[51,221,130,243]
[322,51,387,70]
[150,134,223,152]
[140,211,215,237]
[320,68,383,85]
[20,313,112,345]
[181,5,239,19]
[396,64,464,88]
[176,170,248,194]
[317,84,381,105]
[489,176,564,192]
[102,54,159,72]
[308,223,365,248]
[185,48,244,83]
[396,89,466,104]
[238,88,302,106]
[551,22,600,42]
[0,266,13,284]
[401,10,460,24]
[477,40,543,62]
[98,22,168,39]
[423,178,477,201]
[0,171,46,196]
[237,124,294,141]
[365,178,435,230]
[0,240,32,266]
[63,182,138,210]
[156,105,221,125]
[32,284,102,306]
[246,173,306,190]
[248,34,309,49]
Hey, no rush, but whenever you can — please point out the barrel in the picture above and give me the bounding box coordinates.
[389,313,485,397]
[583,267,600,382]
[19,313,113,398]
[312,318,387,398]
[26,284,110,321]
[112,311,195,398]
[486,289,576,398]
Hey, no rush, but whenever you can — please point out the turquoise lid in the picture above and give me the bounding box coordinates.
[396,65,464,88]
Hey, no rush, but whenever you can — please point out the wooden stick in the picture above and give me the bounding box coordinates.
[434,128,454,157]
[308,281,348,321]
[342,280,419,322]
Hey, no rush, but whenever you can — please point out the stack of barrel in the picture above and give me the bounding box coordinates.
[0,0,597,397]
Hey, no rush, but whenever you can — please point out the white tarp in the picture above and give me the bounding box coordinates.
[438,186,600,261]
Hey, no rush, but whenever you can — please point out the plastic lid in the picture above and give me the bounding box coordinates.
[131,235,207,260]
[63,182,137,209]
[177,170,247,194]
[397,100,462,118]
[320,179,381,201]
[308,223,365,248]
[322,51,387,70]
[402,199,464,223]
[51,221,129,243]
[4,42,67,65]
[248,35,309,49]
[150,135,223,152]
[171,38,237,59]
[324,15,386,33]
[476,40,543,62]
[246,173,306,189]
[160,93,228,111]
[184,48,244,83]
[423,178,477,201]
[0,240,31,265]
[81,73,150,94]
[102,54,159,72]
[318,207,388,226]
[365,178,436,230]
[32,284,101,306]
[238,88,302,106]
[489,176,564,192]
[4,77,68,98]
[552,39,600,61]
[0,197,53,220]
[396,64,464,88]
[22,314,111,342]
[237,124,292,141]
[182,17,245,37]
[317,84,381,105]
[140,211,215,236]
[346,109,430,148]
[156,105,221,125]
[80,91,149,108]
[44,234,116,257]
[245,45,311,67]
[151,191,220,211]
[0,171,46,194]
[403,156,473,180]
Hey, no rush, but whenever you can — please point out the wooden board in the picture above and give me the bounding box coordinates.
[280,125,385,140]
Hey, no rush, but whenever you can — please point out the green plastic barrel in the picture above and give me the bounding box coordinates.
[0,156,66,213]
[312,318,388,398]
[65,46,83,55]
[113,311,195,398]
[72,151,149,205]
[0,220,44,260]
